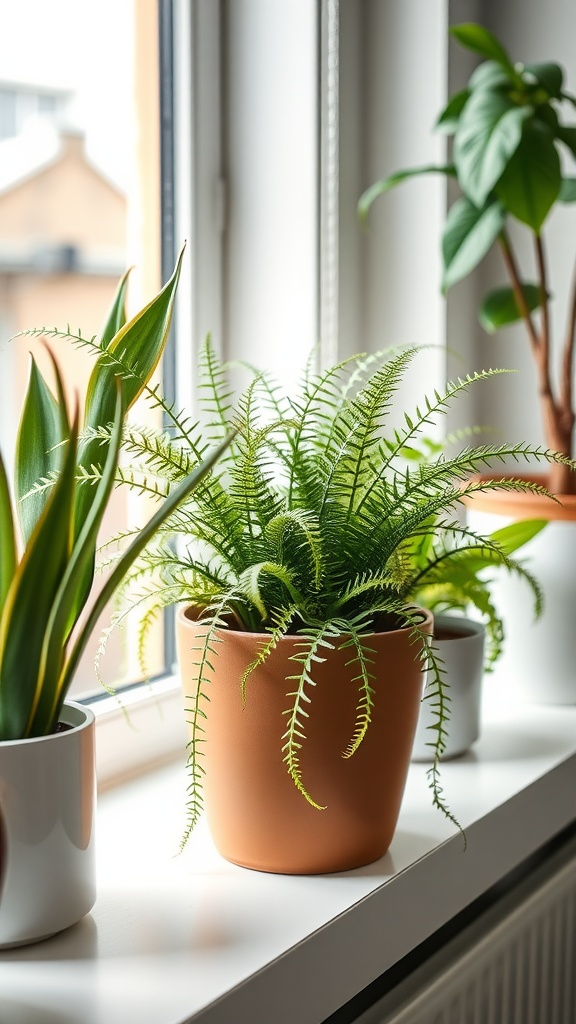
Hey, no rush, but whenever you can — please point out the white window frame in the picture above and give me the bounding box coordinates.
[95,0,322,783]
[94,0,457,785]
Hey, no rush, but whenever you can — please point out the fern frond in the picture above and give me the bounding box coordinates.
[198,335,237,448]
[339,625,376,758]
[265,509,324,590]
[180,592,241,849]
[280,624,347,809]
[240,603,299,703]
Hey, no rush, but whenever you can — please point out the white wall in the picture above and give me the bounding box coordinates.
[222,0,318,393]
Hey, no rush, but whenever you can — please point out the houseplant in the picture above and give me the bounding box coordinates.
[104,337,571,874]
[397,496,546,759]
[358,22,576,701]
[0,254,232,948]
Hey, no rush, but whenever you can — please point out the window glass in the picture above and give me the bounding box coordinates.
[0,0,164,698]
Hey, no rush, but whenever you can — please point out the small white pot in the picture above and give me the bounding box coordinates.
[0,701,96,949]
[411,615,485,762]
[466,483,576,704]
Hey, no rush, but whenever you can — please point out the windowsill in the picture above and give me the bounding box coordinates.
[1,679,576,1024]
[90,672,188,788]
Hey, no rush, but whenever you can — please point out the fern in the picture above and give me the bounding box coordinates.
[105,338,574,844]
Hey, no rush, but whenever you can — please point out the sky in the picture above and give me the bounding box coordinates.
[0,0,135,190]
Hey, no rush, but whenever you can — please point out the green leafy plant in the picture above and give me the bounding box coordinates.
[394,439,547,667]
[0,251,232,741]
[401,514,546,669]
[359,22,576,495]
[94,337,573,843]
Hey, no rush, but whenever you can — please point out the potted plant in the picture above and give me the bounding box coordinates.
[358,22,576,701]
[0,254,231,948]
[106,337,569,874]
[398,500,545,760]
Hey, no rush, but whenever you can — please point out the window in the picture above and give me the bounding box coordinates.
[0,0,164,715]
[0,0,458,781]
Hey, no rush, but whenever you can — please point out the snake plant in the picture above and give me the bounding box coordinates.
[0,249,232,741]
[85,338,573,844]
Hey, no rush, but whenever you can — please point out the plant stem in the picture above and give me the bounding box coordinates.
[498,232,575,494]
[561,259,576,430]
[498,232,540,357]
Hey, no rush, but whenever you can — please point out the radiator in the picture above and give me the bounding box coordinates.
[356,835,576,1024]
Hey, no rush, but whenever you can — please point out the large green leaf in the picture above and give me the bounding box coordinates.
[442,196,506,291]
[0,406,79,740]
[453,90,532,206]
[15,357,65,544]
[358,166,456,224]
[522,62,564,99]
[560,178,576,203]
[479,283,543,332]
[0,452,16,614]
[435,90,470,134]
[495,120,561,232]
[488,518,547,554]
[469,60,515,92]
[556,125,576,160]
[449,24,517,77]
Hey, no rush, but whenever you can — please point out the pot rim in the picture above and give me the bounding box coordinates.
[433,613,485,641]
[177,602,434,639]
[0,701,95,749]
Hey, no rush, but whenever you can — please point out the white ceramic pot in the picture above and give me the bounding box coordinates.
[411,615,485,762]
[466,481,576,704]
[0,701,96,949]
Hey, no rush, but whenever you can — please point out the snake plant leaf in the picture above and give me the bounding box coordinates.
[99,266,131,349]
[15,357,65,544]
[0,406,79,740]
[453,90,532,208]
[522,62,564,99]
[83,244,185,435]
[495,120,561,233]
[29,381,126,735]
[479,284,543,333]
[449,23,517,78]
[358,166,456,225]
[442,196,506,291]
[560,178,576,203]
[70,246,186,613]
[59,429,237,698]
[76,244,186,539]
[0,452,16,613]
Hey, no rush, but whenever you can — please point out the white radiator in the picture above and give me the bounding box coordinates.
[355,837,576,1024]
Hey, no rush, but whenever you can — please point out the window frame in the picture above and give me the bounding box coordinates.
[89,0,225,783]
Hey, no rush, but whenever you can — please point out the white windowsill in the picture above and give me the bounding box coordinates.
[1,680,576,1024]
[91,673,188,789]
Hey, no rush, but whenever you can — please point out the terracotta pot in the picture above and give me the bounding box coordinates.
[176,605,432,874]
[411,614,485,762]
[465,474,576,704]
[0,701,96,948]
